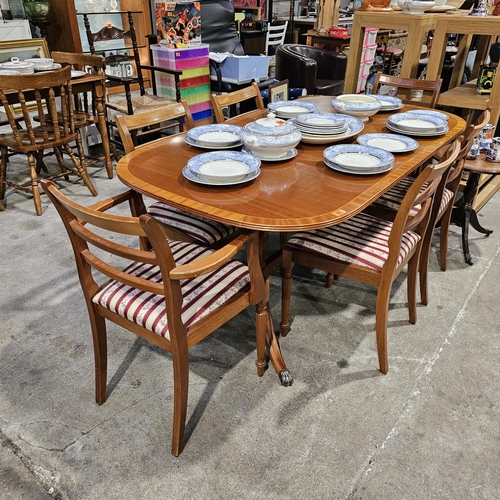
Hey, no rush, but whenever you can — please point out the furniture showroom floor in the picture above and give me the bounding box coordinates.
[1,150,500,499]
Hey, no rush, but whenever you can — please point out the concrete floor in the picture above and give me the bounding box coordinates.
[1,153,499,500]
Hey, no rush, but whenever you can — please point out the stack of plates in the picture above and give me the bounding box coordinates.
[323,144,395,175]
[182,151,261,186]
[267,100,318,119]
[290,113,364,145]
[375,95,404,112]
[386,111,449,136]
[185,124,242,149]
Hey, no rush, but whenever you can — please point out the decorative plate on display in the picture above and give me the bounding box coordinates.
[185,150,261,184]
[186,124,242,148]
[357,133,419,153]
[242,146,298,162]
[374,95,404,111]
[324,144,394,173]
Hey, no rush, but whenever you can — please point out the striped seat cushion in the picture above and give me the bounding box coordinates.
[147,202,236,246]
[373,178,453,218]
[286,212,421,272]
[92,241,250,340]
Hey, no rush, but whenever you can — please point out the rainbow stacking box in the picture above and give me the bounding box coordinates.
[151,43,211,122]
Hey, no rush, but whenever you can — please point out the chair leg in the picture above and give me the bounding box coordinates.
[0,145,7,201]
[255,298,269,377]
[64,144,97,197]
[280,249,294,337]
[90,312,108,405]
[439,205,453,272]
[171,350,189,457]
[27,152,43,216]
[75,129,89,171]
[418,226,434,307]
[407,254,419,322]
[375,280,392,374]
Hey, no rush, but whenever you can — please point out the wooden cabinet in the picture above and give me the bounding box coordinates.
[344,11,441,94]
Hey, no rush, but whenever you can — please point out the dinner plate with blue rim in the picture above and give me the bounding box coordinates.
[291,114,365,144]
[242,146,298,162]
[182,166,261,186]
[324,158,394,175]
[387,112,447,133]
[403,109,449,121]
[186,124,242,148]
[185,150,261,184]
[386,121,449,137]
[357,133,419,153]
[374,95,404,111]
[267,100,318,118]
[324,144,394,172]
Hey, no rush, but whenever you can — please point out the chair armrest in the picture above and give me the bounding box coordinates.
[140,64,183,77]
[315,52,347,81]
[170,231,255,280]
[89,190,146,217]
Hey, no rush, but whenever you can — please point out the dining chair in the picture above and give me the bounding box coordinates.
[370,109,490,303]
[371,72,443,108]
[0,66,97,215]
[41,179,269,456]
[114,104,238,247]
[280,140,460,375]
[265,21,288,56]
[51,51,109,173]
[210,82,265,123]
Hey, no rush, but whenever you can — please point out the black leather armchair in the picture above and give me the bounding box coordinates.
[276,44,347,96]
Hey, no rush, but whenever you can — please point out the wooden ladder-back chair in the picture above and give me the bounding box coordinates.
[369,108,490,304]
[114,104,237,247]
[265,21,288,56]
[210,82,265,123]
[371,71,443,108]
[41,179,269,456]
[0,66,97,215]
[280,140,460,375]
[51,51,113,178]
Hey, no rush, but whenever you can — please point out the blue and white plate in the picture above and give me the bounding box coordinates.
[374,95,404,111]
[324,158,393,175]
[268,100,318,118]
[186,151,261,183]
[404,109,449,121]
[182,165,260,186]
[242,146,298,162]
[294,113,347,128]
[386,121,448,137]
[186,124,242,148]
[184,135,242,150]
[292,114,364,144]
[357,133,419,153]
[387,112,447,133]
[324,144,394,171]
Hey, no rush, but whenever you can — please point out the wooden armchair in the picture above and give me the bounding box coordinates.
[371,72,443,108]
[210,82,265,123]
[41,179,269,456]
[114,103,237,247]
[280,140,460,374]
[0,66,97,215]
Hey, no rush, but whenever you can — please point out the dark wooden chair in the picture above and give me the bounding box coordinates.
[0,66,97,215]
[280,140,460,374]
[210,82,265,123]
[371,72,443,108]
[41,179,269,456]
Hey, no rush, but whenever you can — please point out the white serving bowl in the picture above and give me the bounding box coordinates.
[24,57,54,70]
[331,94,381,122]
[397,0,435,14]
[239,113,302,160]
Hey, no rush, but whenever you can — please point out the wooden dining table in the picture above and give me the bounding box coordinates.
[116,96,466,385]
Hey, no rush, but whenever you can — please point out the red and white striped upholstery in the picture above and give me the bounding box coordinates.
[373,177,453,218]
[286,212,421,272]
[92,240,250,340]
[147,203,236,246]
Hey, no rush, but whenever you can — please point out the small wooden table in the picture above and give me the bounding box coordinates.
[116,98,466,385]
[453,155,500,265]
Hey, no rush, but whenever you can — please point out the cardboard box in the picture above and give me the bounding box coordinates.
[210,54,270,84]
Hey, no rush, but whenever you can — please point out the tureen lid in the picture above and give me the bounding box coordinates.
[0,57,34,69]
[243,112,298,136]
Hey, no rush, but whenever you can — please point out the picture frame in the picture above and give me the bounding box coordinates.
[0,38,50,65]
[269,79,289,103]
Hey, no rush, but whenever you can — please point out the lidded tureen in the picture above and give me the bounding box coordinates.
[239,112,302,160]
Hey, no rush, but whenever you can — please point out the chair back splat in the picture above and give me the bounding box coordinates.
[210,82,265,123]
[371,72,443,108]
[41,179,269,456]
[0,66,97,215]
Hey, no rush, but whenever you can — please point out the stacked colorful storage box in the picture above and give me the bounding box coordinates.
[151,43,211,122]
[357,27,378,94]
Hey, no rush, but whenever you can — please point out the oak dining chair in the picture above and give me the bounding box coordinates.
[280,140,460,375]
[41,179,269,456]
[0,66,97,215]
[210,82,265,123]
[371,72,443,108]
[114,103,238,247]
